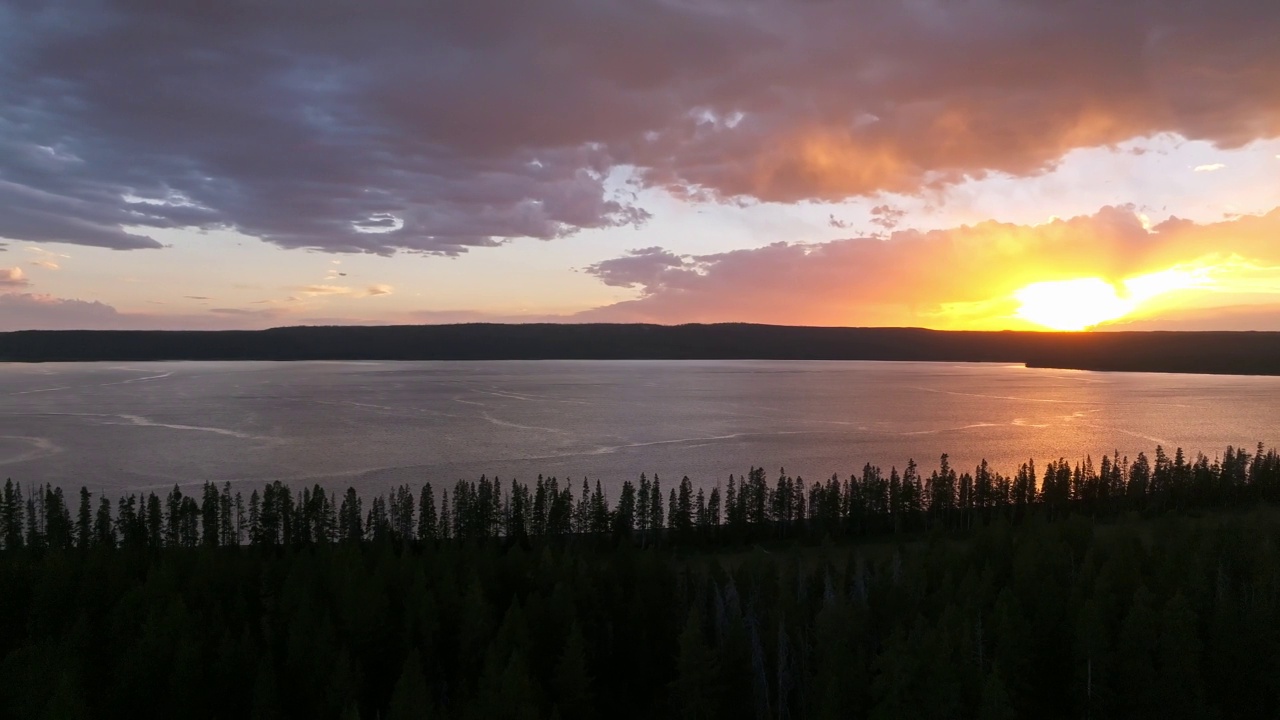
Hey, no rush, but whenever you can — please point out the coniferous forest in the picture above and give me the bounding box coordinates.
[4,443,1280,718]
[3,324,1279,375]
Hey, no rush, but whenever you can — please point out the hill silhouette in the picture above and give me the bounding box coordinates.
[1,323,1277,375]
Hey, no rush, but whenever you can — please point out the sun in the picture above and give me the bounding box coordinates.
[1012,269,1202,331]
[1013,278,1133,331]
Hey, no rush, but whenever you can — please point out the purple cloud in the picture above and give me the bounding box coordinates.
[0,0,1276,257]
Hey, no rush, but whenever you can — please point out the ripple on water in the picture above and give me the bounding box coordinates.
[0,436,63,466]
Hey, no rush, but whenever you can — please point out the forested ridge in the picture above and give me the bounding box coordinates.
[3,323,1279,375]
[4,442,1280,718]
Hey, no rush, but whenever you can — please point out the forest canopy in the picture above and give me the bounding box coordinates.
[3,443,1280,718]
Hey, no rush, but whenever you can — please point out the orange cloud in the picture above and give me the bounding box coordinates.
[581,206,1280,330]
[0,267,30,288]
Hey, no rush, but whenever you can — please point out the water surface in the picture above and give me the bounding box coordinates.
[2,360,1276,496]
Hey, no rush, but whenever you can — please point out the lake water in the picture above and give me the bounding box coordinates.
[1,360,1277,497]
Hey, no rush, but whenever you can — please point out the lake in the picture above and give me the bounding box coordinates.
[1,360,1277,497]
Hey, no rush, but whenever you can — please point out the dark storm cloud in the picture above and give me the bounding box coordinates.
[1,0,1277,254]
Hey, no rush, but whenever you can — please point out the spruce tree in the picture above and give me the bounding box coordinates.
[94,495,115,548]
[417,482,438,541]
[387,649,431,720]
[76,487,92,549]
[614,480,636,538]
[670,607,716,719]
[651,476,664,530]
[552,623,593,720]
[2,479,23,550]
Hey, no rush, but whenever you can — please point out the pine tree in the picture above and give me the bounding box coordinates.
[671,607,716,719]
[591,480,609,534]
[201,482,220,546]
[651,476,664,531]
[76,487,92,549]
[338,488,362,542]
[2,479,23,550]
[553,623,593,720]
[978,668,1016,720]
[676,477,693,537]
[438,488,452,539]
[146,493,163,547]
[417,482,438,541]
[94,495,115,548]
[220,482,235,546]
[533,476,548,537]
[42,671,90,719]
[164,484,184,546]
[574,478,592,534]
[695,488,707,530]
[1114,586,1159,716]
[387,649,431,720]
[1156,593,1205,720]
[24,486,40,549]
[708,486,721,531]
[726,475,738,531]
[637,474,651,534]
[43,486,73,549]
[613,480,636,538]
[668,488,678,537]
[250,656,281,720]
[234,491,246,544]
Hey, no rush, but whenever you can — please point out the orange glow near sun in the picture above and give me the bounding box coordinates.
[1013,268,1204,331]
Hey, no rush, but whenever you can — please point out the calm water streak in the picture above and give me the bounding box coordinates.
[1,360,1277,496]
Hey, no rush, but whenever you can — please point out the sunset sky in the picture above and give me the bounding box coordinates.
[1,0,1278,332]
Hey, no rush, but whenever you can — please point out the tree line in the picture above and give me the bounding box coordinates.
[3,479,1280,717]
[4,442,1279,551]
[3,324,1279,375]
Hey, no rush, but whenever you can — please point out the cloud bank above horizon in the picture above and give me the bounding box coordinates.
[0,0,1277,330]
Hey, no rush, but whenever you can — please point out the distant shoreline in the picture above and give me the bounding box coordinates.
[2,323,1278,376]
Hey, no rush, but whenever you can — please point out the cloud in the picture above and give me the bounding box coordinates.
[869,204,907,231]
[0,292,315,330]
[401,309,581,325]
[584,247,691,293]
[0,0,1276,255]
[1194,163,1227,172]
[0,267,30,287]
[296,285,354,297]
[294,284,393,298]
[24,246,67,269]
[208,307,288,318]
[580,205,1280,328]
[1101,303,1280,331]
[0,292,120,329]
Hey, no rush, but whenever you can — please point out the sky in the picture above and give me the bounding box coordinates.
[1,0,1278,332]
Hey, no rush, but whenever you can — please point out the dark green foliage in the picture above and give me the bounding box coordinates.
[2,507,1280,718]
[388,649,431,720]
[552,623,592,720]
[3,443,1280,717]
